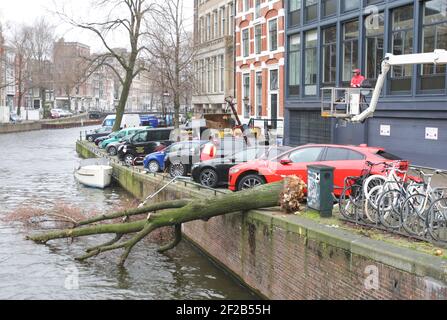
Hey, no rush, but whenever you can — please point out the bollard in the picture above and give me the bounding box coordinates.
[307,165,335,218]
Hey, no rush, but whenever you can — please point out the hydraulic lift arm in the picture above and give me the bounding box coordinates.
[351,49,447,123]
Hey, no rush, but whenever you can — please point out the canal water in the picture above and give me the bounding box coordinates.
[0,126,256,300]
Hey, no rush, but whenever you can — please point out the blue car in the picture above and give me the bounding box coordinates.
[143,149,167,173]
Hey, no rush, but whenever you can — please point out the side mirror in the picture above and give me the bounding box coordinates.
[280,158,292,165]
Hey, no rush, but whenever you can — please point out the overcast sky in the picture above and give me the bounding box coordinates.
[0,0,194,53]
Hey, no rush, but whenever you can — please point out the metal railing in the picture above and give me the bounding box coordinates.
[321,87,374,119]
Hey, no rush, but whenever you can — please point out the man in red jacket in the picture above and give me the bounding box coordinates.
[350,69,365,88]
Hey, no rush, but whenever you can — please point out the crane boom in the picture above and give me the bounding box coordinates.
[351,49,447,123]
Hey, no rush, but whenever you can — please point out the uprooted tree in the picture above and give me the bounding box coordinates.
[27,178,306,267]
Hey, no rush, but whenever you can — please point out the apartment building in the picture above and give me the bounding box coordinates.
[235,0,285,136]
[193,0,235,115]
[284,0,447,168]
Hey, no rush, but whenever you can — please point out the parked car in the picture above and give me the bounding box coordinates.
[88,111,103,120]
[50,108,72,119]
[106,130,147,156]
[228,144,404,194]
[117,127,174,165]
[142,144,177,173]
[99,127,147,149]
[164,140,210,177]
[95,133,114,146]
[191,146,292,188]
[9,112,22,124]
[86,126,113,142]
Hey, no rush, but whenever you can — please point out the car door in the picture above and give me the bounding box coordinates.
[217,148,259,182]
[131,131,149,156]
[320,147,366,192]
[272,147,325,183]
[144,131,161,155]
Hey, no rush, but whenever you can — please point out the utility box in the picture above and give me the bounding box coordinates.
[307,165,335,218]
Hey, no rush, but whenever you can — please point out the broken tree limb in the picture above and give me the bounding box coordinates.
[76,199,191,226]
[157,224,182,254]
[27,181,285,266]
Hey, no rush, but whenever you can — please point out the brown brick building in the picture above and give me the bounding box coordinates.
[235,0,285,136]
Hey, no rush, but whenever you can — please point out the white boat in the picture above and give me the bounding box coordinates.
[74,165,113,189]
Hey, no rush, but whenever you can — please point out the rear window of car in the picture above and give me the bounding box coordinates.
[148,129,171,141]
[324,147,365,161]
[376,150,402,160]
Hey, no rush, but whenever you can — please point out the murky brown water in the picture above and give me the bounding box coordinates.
[0,126,257,300]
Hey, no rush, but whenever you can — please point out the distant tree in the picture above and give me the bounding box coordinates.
[57,0,155,132]
[144,0,195,129]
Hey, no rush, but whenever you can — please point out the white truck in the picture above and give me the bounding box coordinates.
[102,114,141,128]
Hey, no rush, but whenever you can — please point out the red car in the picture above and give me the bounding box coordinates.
[228,144,403,195]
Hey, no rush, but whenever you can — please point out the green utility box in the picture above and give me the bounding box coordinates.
[307,165,335,218]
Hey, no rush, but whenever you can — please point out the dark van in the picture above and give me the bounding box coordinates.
[118,128,173,165]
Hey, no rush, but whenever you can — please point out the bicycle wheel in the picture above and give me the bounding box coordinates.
[377,189,405,230]
[363,175,386,199]
[401,193,430,237]
[426,198,447,242]
[364,186,381,224]
[339,184,363,221]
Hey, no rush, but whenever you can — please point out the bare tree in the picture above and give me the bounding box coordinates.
[145,0,195,129]
[57,0,154,131]
[27,18,56,117]
[9,24,32,116]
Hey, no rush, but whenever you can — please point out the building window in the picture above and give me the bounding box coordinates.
[220,55,225,92]
[201,60,206,93]
[342,20,359,84]
[221,7,226,36]
[365,12,384,84]
[322,26,337,86]
[255,0,261,18]
[207,58,211,93]
[343,0,359,13]
[242,29,250,57]
[289,0,301,27]
[206,14,211,41]
[229,3,234,35]
[255,24,262,54]
[269,69,279,127]
[304,29,318,96]
[244,0,250,12]
[269,19,278,51]
[243,74,250,118]
[419,0,447,92]
[288,34,301,96]
[213,10,218,39]
[255,72,262,117]
[305,0,318,23]
[322,0,337,17]
[213,56,218,93]
[391,5,414,94]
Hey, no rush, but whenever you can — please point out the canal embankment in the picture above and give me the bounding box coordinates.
[76,140,447,300]
[0,114,102,134]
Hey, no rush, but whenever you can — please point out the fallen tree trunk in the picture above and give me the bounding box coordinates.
[27,181,287,266]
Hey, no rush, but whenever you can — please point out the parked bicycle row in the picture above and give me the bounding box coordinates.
[339,160,447,243]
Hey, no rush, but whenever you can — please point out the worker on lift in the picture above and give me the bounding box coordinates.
[350,69,365,88]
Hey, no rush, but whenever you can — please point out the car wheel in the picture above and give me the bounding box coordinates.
[124,154,134,166]
[237,174,265,191]
[199,169,218,188]
[148,160,160,173]
[169,162,186,177]
[108,146,117,156]
[87,136,94,142]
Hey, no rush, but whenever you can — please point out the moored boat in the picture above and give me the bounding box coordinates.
[74,165,113,189]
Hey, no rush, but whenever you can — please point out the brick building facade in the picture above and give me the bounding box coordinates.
[235,0,285,136]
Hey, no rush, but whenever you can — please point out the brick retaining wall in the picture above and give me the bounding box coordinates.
[77,140,447,300]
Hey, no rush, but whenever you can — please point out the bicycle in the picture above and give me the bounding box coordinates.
[401,168,447,236]
[426,197,447,242]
